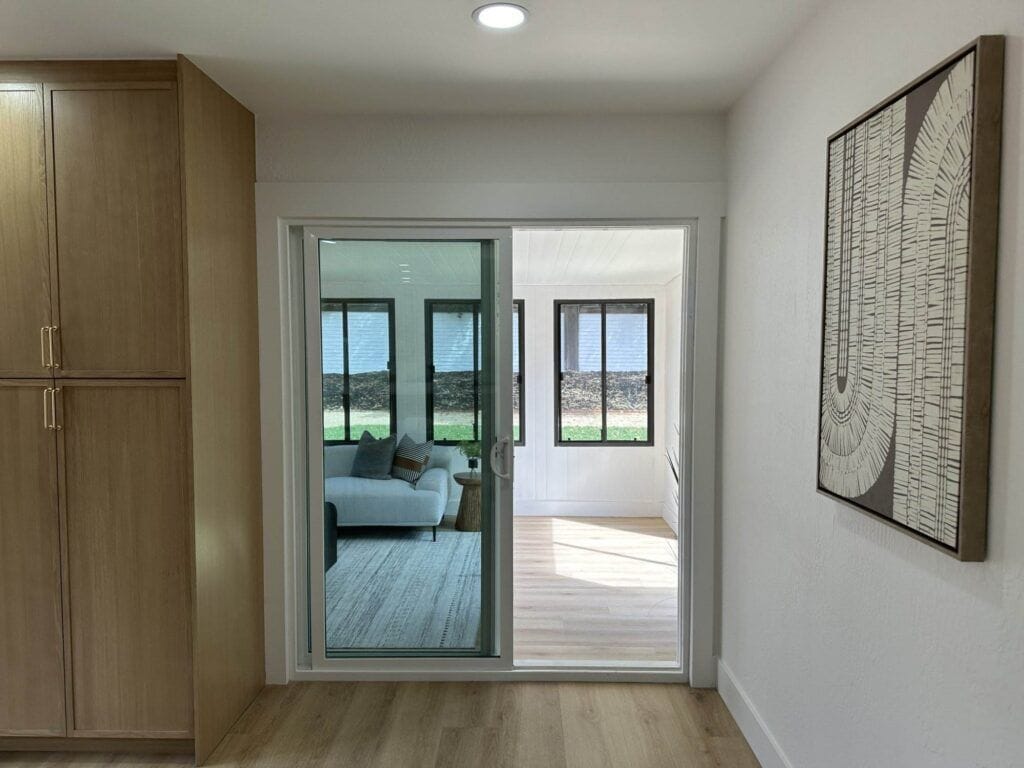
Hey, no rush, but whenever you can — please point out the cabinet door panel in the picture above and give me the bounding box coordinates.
[50,86,185,377]
[61,381,192,737]
[0,381,65,735]
[0,87,52,377]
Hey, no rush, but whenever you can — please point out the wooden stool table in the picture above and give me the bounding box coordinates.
[453,471,482,532]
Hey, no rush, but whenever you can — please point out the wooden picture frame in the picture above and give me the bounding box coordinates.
[816,36,1004,561]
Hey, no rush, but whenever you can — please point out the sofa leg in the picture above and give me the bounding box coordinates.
[432,526,437,542]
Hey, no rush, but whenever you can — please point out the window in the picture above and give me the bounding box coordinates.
[425,300,481,443]
[555,299,653,445]
[321,299,396,444]
[513,299,525,445]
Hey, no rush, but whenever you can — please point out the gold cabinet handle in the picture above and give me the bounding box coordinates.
[41,327,50,369]
[43,387,53,430]
[48,326,58,369]
[51,388,62,431]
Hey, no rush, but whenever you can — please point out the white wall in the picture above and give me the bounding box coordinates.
[258,114,725,183]
[721,2,1024,767]
[512,282,678,518]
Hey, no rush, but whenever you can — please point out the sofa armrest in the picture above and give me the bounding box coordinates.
[415,467,449,504]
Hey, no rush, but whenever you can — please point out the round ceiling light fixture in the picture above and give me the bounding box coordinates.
[472,3,528,29]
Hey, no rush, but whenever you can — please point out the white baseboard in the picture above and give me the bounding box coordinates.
[661,502,679,535]
[717,659,794,768]
[512,500,663,517]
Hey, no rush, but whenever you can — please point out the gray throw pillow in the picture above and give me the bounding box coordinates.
[351,431,397,480]
[391,434,433,483]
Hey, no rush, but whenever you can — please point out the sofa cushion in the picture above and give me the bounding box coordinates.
[391,434,433,482]
[351,431,396,479]
[325,472,447,527]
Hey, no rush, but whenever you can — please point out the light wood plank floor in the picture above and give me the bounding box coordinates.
[514,517,678,663]
[0,682,758,767]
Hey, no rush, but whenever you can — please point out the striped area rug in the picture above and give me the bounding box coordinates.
[325,518,482,650]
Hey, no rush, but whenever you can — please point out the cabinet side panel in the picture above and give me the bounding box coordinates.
[177,55,264,764]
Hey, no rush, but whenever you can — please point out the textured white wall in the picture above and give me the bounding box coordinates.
[722,1,1024,767]
[257,114,725,183]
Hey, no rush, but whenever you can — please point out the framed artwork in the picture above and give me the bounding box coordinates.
[817,36,1004,561]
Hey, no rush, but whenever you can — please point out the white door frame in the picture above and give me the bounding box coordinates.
[259,201,721,685]
[302,225,515,674]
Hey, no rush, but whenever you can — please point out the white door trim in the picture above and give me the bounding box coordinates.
[258,193,722,686]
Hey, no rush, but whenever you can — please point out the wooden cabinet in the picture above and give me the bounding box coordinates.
[0,59,264,765]
[60,382,193,737]
[0,382,65,736]
[49,86,185,377]
[0,82,185,379]
[0,87,52,378]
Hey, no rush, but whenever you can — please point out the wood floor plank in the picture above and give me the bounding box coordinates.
[432,726,499,768]
[514,517,679,663]
[495,683,567,768]
[369,682,445,768]
[0,683,758,768]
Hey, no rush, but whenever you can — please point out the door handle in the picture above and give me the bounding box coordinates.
[43,387,51,429]
[41,327,50,369]
[490,436,513,480]
[48,326,58,369]
[51,387,62,431]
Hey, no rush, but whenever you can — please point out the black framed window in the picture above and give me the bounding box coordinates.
[321,299,397,444]
[425,300,481,444]
[555,299,654,446]
[513,299,525,446]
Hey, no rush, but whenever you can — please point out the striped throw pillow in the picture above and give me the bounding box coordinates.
[391,434,433,482]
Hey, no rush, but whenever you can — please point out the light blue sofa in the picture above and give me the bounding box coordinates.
[324,444,450,539]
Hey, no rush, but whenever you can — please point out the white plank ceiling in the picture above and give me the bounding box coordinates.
[319,229,685,288]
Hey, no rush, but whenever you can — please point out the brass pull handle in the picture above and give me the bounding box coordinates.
[43,387,53,430]
[48,326,58,369]
[51,388,62,431]
[41,327,50,368]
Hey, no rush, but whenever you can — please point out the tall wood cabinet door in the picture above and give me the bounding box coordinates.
[48,85,186,378]
[59,381,193,738]
[0,86,54,378]
[0,381,66,735]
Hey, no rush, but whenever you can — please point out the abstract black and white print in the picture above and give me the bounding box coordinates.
[819,53,975,549]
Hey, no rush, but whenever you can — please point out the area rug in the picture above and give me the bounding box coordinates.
[325,518,481,650]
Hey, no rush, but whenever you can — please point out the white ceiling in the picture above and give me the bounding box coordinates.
[514,228,685,286]
[0,0,822,115]
[320,240,482,287]
[319,229,685,287]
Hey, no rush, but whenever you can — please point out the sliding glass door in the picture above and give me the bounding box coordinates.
[303,227,513,664]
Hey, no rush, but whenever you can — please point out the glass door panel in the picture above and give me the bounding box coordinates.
[305,232,511,661]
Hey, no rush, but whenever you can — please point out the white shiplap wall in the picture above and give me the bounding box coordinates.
[513,281,683,517]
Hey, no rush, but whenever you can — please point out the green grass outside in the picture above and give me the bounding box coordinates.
[324,424,389,441]
[325,421,645,443]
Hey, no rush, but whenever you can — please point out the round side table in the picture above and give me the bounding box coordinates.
[453,471,482,532]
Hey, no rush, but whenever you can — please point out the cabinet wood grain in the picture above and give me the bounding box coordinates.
[0,381,66,736]
[49,85,185,377]
[177,56,264,764]
[59,381,193,738]
[0,61,177,84]
[0,87,53,377]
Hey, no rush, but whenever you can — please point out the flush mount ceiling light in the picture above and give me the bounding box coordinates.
[472,3,528,29]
